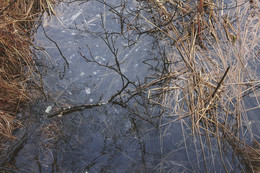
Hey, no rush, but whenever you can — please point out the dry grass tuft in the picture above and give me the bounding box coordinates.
[235,142,260,172]
[0,0,55,140]
[0,111,20,139]
[143,0,260,171]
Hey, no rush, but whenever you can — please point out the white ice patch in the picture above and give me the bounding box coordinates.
[93,70,100,75]
[114,108,119,114]
[45,106,52,113]
[124,119,132,131]
[85,87,91,94]
[121,68,126,73]
[71,11,82,21]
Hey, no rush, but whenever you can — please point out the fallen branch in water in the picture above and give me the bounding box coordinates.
[46,102,108,118]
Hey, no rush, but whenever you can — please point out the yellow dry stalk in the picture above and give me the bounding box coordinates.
[228,81,260,100]
[139,13,178,42]
[46,0,56,15]
[195,96,219,125]
[155,0,168,13]
[39,0,56,15]
[222,14,237,43]
[147,86,180,106]
[153,0,184,41]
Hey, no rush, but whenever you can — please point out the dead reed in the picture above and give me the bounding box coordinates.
[144,0,260,171]
[0,0,55,140]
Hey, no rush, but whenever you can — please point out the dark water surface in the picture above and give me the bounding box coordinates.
[2,0,259,173]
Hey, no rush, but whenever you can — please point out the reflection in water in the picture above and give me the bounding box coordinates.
[1,0,259,172]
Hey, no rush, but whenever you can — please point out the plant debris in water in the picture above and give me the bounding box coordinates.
[0,0,260,172]
[0,0,55,149]
[141,0,260,172]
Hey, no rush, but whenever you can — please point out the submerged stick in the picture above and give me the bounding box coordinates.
[211,66,230,99]
[196,66,230,124]
[46,102,108,118]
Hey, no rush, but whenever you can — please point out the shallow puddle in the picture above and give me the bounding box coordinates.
[1,0,259,172]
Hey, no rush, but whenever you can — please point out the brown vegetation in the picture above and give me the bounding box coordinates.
[0,0,54,139]
[144,0,260,172]
[0,0,259,171]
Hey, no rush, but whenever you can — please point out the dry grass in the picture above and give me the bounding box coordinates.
[143,0,260,171]
[0,0,55,140]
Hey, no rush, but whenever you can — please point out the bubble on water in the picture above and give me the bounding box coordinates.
[114,108,119,114]
[124,119,132,131]
[80,72,85,76]
[85,87,91,94]
[94,56,100,60]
